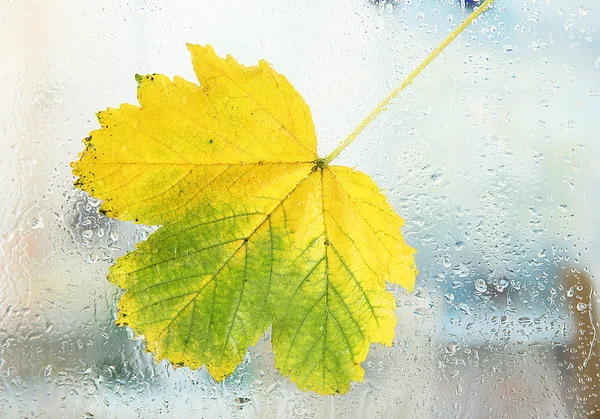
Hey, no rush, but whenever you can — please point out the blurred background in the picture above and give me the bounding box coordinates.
[1,0,599,417]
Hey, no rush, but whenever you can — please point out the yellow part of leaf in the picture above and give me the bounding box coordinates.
[72,44,417,395]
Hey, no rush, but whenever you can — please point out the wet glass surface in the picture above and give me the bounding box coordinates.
[1,0,599,417]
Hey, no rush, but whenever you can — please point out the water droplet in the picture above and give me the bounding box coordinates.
[503,44,514,53]
[475,279,487,293]
[454,241,465,251]
[457,303,471,315]
[443,254,451,268]
[577,303,587,311]
[89,197,102,208]
[445,293,455,304]
[43,364,53,377]
[413,307,430,316]
[452,281,464,290]
[430,173,444,186]
[518,316,531,325]
[446,342,458,355]
[496,279,509,292]
[31,217,44,229]
[595,56,600,69]
[564,20,576,31]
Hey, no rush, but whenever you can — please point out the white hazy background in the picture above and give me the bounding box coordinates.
[1,0,599,417]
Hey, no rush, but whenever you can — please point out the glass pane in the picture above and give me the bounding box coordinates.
[1,0,599,417]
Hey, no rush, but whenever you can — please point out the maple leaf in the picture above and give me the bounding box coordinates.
[72,0,494,394]
[72,44,415,394]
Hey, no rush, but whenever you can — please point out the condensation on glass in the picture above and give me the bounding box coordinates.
[1,0,599,417]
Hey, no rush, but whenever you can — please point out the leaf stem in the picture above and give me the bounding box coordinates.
[323,0,495,165]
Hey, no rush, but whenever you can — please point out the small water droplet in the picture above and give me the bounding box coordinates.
[452,281,464,290]
[89,197,102,208]
[475,279,487,293]
[518,316,531,325]
[537,248,547,258]
[496,279,509,292]
[444,293,455,304]
[567,286,575,297]
[446,342,458,355]
[443,254,451,268]
[503,44,514,53]
[430,173,444,186]
[413,307,430,316]
[32,217,44,229]
[564,20,576,31]
[43,364,53,377]
[457,303,471,315]
[577,303,587,312]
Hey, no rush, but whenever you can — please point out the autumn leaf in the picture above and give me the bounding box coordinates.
[72,1,494,394]
[72,44,415,394]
